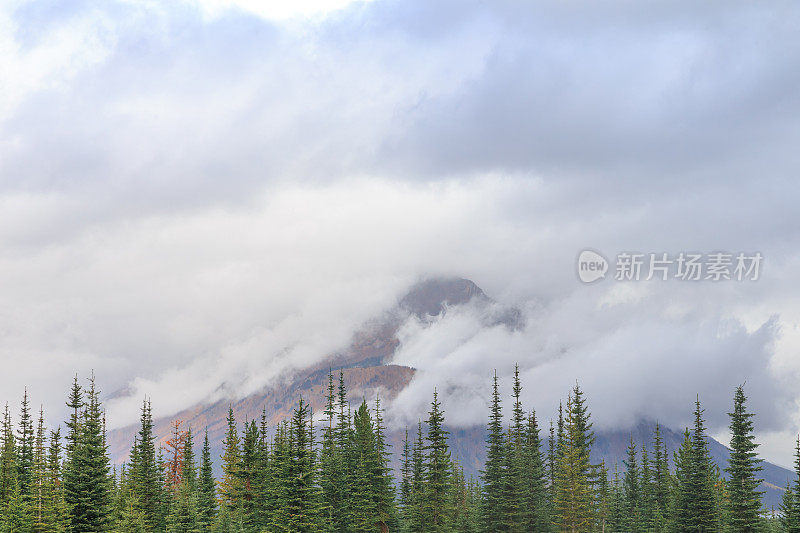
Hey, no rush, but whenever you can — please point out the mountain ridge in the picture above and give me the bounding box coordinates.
[106,276,790,508]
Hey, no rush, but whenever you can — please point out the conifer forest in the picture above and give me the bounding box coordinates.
[0,366,794,533]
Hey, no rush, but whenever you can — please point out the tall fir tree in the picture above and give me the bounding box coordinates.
[219,407,241,511]
[622,437,641,532]
[725,385,764,533]
[554,385,595,533]
[481,372,507,533]
[197,430,216,530]
[424,390,452,532]
[66,374,112,532]
[128,399,162,531]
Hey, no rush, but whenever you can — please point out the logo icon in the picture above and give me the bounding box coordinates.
[577,249,608,283]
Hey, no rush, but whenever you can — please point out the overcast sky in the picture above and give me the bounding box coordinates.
[2,0,800,466]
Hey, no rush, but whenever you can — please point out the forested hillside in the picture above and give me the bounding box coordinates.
[0,368,795,532]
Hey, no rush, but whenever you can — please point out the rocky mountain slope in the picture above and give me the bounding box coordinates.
[107,277,791,508]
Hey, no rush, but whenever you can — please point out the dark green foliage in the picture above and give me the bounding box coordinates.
[481,372,506,533]
[128,400,163,530]
[424,390,452,532]
[65,375,112,532]
[197,430,217,529]
[725,385,764,532]
[0,367,792,533]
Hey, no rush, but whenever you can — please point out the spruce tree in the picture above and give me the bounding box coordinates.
[351,400,379,532]
[373,396,396,531]
[128,399,162,530]
[522,410,549,532]
[66,374,112,532]
[554,385,595,532]
[481,372,507,533]
[688,397,720,532]
[16,390,34,502]
[623,437,641,532]
[407,421,426,533]
[725,385,764,532]
[0,404,16,507]
[197,430,216,530]
[219,407,241,510]
[284,397,322,532]
[652,423,669,522]
[424,390,452,532]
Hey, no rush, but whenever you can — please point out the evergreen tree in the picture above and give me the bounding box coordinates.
[725,385,764,532]
[522,410,549,532]
[554,385,595,532]
[66,374,112,532]
[181,428,197,494]
[284,398,322,532]
[197,430,217,530]
[166,480,200,533]
[424,390,452,532]
[0,404,15,507]
[652,423,669,522]
[623,437,641,532]
[128,399,162,531]
[319,371,340,530]
[16,390,34,502]
[32,407,48,533]
[45,427,67,533]
[407,422,426,533]
[481,372,507,533]
[351,400,379,533]
[373,396,396,531]
[399,428,412,524]
[219,407,241,510]
[688,397,720,532]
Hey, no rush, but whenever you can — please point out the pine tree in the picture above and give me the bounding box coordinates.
[780,438,800,533]
[166,480,200,533]
[0,404,16,509]
[197,430,217,529]
[640,445,655,531]
[219,407,241,510]
[623,436,641,532]
[400,428,412,523]
[128,399,162,531]
[554,385,595,532]
[237,419,259,529]
[688,397,720,532]
[506,365,526,532]
[481,372,507,533]
[522,410,549,532]
[424,390,452,532]
[16,390,35,504]
[319,371,340,530]
[181,428,197,494]
[284,397,322,532]
[725,385,764,533]
[373,396,396,531]
[32,407,48,533]
[652,423,669,523]
[407,421,426,533]
[45,427,67,533]
[66,374,112,532]
[351,400,379,533]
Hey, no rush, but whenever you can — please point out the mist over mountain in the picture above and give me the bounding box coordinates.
[107,277,791,507]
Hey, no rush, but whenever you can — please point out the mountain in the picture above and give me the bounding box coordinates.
[106,277,791,508]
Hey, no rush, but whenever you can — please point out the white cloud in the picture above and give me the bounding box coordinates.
[1,0,800,466]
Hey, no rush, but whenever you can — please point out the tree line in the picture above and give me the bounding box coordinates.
[0,366,798,532]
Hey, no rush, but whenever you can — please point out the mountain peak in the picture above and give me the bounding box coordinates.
[399,277,488,318]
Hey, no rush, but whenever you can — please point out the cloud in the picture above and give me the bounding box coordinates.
[1,0,800,465]
[387,292,784,434]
